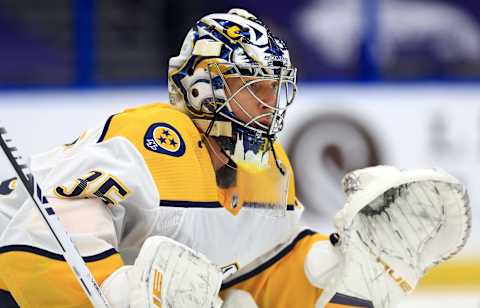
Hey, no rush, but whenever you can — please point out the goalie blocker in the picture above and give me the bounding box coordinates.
[101,236,223,308]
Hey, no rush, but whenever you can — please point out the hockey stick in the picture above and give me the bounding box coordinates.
[0,126,110,308]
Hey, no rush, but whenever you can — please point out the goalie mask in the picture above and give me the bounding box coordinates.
[168,8,297,171]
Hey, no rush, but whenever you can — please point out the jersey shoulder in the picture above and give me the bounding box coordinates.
[99,102,200,146]
[97,102,219,202]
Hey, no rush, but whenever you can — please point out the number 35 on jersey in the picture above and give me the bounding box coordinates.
[54,170,131,206]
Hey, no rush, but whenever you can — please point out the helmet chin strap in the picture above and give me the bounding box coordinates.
[267,136,286,176]
[194,118,233,138]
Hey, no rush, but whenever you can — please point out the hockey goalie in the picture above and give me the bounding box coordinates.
[0,8,471,308]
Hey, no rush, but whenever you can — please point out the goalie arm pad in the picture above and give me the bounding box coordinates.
[101,236,224,308]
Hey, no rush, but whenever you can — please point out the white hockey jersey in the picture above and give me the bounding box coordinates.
[0,103,317,307]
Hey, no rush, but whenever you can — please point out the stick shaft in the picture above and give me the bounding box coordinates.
[0,127,110,308]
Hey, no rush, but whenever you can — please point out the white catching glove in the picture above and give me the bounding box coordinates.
[311,166,471,308]
[101,236,224,308]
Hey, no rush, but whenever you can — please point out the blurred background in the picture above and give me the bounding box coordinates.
[1,0,480,86]
[0,0,479,306]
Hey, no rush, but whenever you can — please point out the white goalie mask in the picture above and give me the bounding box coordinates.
[168,8,297,170]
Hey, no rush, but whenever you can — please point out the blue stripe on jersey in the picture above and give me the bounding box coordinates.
[330,293,374,308]
[0,289,19,308]
[97,114,116,143]
[160,200,296,210]
[0,177,16,195]
[159,200,223,208]
[0,245,118,262]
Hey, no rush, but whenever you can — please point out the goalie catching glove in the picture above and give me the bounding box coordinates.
[308,166,471,308]
[101,236,224,308]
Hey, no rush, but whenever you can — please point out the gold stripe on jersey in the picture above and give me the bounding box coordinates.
[100,103,296,210]
[220,230,372,308]
[0,247,123,308]
[0,272,5,291]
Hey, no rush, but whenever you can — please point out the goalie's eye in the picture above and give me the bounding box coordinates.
[248,80,277,93]
[271,81,279,91]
